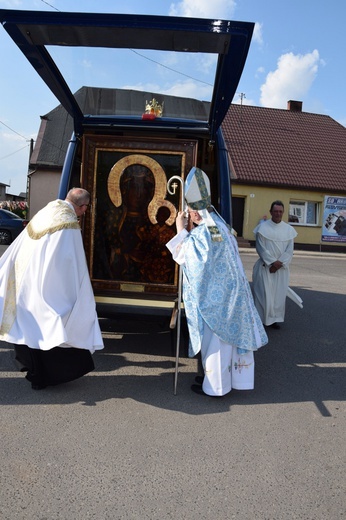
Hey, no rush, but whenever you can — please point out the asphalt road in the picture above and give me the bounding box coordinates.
[0,247,345,519]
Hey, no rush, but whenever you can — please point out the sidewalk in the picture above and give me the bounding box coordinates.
[239,246,345,258]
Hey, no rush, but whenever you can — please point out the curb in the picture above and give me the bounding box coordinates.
[239,247,345,258]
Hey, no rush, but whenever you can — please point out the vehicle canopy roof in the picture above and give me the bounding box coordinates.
[0,9,254,138]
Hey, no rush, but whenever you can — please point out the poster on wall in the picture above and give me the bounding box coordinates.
[321,196,346,243]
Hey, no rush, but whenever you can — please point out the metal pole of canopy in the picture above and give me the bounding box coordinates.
[167,175,185,395]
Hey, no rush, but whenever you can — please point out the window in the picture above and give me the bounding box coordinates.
[289,201,319,225]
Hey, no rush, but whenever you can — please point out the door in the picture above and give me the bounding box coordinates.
[232,196,245,237]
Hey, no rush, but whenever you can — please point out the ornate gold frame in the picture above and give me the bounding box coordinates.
[81,135,198,297]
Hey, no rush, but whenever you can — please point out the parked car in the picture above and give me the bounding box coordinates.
[0,209,28,245]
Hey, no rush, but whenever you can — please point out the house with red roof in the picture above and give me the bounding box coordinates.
[222,101,346,251]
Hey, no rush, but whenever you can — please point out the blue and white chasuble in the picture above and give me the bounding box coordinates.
[167,213,268,358]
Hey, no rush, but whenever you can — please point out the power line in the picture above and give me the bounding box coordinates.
[0,144,29,161]
[130,49,214,87]
[0,119,67,156]
[0,119,30,141]
[40,0,60,11]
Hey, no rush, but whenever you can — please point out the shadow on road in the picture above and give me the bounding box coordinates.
[0,287,345,416]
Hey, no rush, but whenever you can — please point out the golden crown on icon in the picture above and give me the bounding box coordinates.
[144,98,164,117]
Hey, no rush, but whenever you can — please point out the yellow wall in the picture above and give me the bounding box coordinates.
[232,184,345,248]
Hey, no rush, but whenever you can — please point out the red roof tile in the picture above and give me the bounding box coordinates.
[222,104,346,192]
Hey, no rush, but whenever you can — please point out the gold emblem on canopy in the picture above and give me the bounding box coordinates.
[144,98,164,117]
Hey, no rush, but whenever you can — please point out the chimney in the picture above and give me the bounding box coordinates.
[287,100,303,112]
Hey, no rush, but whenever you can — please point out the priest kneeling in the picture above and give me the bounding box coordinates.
[0,188,104,390]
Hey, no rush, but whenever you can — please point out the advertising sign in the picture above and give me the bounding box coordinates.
[321,196,346,242]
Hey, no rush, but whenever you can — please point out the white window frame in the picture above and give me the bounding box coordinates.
[289,200,320,226]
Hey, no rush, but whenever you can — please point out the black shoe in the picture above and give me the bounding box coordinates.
[195,376,204,385]
[269,323,281,329]
[26,373,46,389]
[191,384,223,398]
[191,384,206,395]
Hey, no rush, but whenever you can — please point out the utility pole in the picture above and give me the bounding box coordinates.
[238,93,246,123]
[26,138,34,203]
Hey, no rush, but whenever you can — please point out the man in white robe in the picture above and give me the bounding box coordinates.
[166,168,268,397]
[0,188,104,389]
[252,200,298,329]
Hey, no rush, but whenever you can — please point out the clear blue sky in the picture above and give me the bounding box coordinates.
[1,0,345,196]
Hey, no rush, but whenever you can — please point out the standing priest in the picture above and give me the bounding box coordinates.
[252,200,299,329]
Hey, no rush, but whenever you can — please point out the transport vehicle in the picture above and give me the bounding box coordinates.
[0,209,28,245]
[0,9,254,319]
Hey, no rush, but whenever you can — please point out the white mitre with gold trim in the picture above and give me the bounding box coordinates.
[185,167,222,241]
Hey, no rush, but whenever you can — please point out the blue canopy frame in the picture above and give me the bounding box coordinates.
[0,9,254,138]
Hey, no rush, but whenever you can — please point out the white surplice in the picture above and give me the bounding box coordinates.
[252,219,298,326]
[0,200,103,353]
